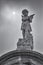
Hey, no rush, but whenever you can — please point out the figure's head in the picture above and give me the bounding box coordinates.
[22,9,29,16]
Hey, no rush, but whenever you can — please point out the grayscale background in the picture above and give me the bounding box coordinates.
[0,0,43,56]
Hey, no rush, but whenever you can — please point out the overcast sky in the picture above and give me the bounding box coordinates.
[0,0,43,56]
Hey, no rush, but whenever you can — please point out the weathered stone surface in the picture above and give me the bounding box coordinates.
[0,50,43,65]
[17,38,33,50]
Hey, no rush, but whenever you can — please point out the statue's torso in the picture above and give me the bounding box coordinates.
[21,16,32,32]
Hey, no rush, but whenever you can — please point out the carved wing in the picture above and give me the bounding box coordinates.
[29,14,35,22]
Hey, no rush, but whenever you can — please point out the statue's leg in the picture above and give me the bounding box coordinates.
[22,29,25,39]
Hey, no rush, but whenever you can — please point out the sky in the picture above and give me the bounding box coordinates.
[0,0,43,56]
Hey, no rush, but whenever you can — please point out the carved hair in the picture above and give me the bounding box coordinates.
[22,9,29,16]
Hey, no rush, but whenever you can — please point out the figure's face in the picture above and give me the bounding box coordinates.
[23,12,28,16]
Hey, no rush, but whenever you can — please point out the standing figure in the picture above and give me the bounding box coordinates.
[21,9,35,39]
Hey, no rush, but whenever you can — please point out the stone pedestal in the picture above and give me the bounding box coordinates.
[17,38,33,51]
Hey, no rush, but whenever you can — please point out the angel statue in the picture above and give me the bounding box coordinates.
[21,9,35,39]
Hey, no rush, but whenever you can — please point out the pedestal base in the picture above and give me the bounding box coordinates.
[17,38,33,51]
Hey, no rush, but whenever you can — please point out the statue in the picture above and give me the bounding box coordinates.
[21,9,35,39]
[17,9,35,51]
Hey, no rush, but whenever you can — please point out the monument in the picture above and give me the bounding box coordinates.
[17,9,35,51]
[0,9,43,65]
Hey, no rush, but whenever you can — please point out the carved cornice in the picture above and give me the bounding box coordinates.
[0,50,43,64]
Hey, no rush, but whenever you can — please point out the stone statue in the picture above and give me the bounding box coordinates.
[21,9,35,39]
[17,9,35,51]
